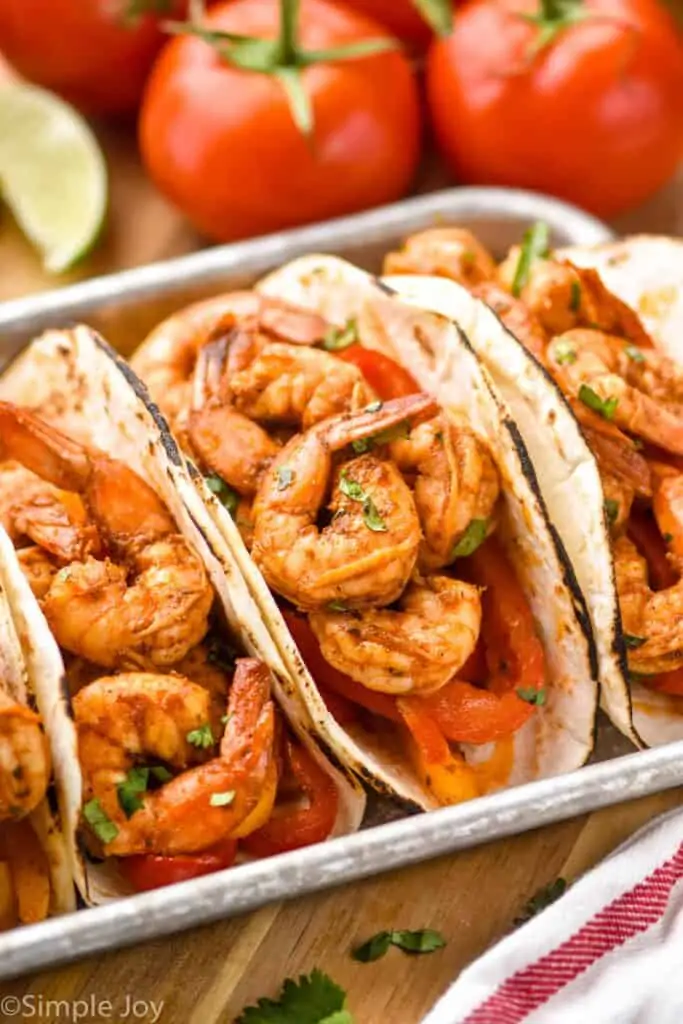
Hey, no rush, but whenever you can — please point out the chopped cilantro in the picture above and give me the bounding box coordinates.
[451,519,488,559]
[553,340,577,365]
[624,634,647,649]
[83,798,118,844]
[352,928,446,963]
[604,498,619,525]
[569,279,581,312]
[187,723,215,749]
[516,687,547,706]
[511,222,550,297]
[204,473,239,516]
[339,472,387,533]
[117,767,150,819]
[515,878,567,926]
[579,384,618,420]
[624,345,645,363]
[322,320,357,352]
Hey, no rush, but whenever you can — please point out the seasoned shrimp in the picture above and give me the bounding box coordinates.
[601,474,635,533]
[309,575,482,695]
[252,395,437,610]
[0,462,100,562]
[570,399,652,500]
[0,403,214,667]
[547,332,683,455]
[497,253,652,345]
[471,282,549,362]
[652,470,683,572]
[0,690,50,820]
[74,659,277,856]
[389,414,500,569]
[16,546,60,601]
[43,536,214,669]
[131,293,329,430]
[383,228,497,287]
[614,535,683,674]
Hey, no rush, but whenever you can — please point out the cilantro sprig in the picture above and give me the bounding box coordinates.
[236,969,354,1024]
[339,472,387,533]
[352,928,446,963]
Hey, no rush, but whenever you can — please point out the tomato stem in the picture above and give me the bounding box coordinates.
[278,0,300,65]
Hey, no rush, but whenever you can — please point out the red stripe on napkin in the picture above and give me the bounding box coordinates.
[464,843,683,1024]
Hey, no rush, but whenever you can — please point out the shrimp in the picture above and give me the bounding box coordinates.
[614,535,683,674]
[309,575,482,695]
[0,462,101,563]
[569,399,652,500]
[601,474,635,533]
[74,659,277,856]
[471,282,549,362]
[383,228,497,287]
[131,294,329,431]
[389,414,500,569]
[252,394,437,610]
[652,470,683,572]
[0,403,214,667]
[16,546,60,601]
[497,252,652,346]
[0,690,50,821]
[547,332,683,455]
[43,536,214,670]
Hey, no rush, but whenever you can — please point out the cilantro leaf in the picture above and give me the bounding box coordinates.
[514,878,567,926]
[205,473,239,516]
[353,928,446,963]
[624,634,647,650]
[339,472,387,532]
[327,600,349,612]
[83,798,119,844]
[352,931,393,962]
[149,766,173,782]
[553,340,577,365]
[339,472,365,502]
[579,384,618,420]
[569,279,581,313]
[187,723,215,749]
[323,320,357,352]
[351,420,410,454]
[516,687,547,706]
[236,969,353,1024]
[624,344,645,364]
[604,498,619,525]
[511,222,550,297]
[451,518,488,559]
[117,767,149,819]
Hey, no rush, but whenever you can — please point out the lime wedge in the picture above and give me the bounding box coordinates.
[0,82,107,273]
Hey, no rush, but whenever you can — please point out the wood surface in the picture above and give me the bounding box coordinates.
[1,117,682,1023]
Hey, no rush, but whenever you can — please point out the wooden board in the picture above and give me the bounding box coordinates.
[1,121,682,1021]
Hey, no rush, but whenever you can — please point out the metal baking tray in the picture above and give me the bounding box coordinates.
[2,185,681,984]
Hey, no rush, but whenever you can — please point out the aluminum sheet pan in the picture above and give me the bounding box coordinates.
[3,184,680,984]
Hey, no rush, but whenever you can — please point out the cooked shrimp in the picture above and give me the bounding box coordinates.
[0,690,50,820]
[309,575,482,695]
[189,404,281,498]
[389,414,500,569]
[224,330,376,430]
[601,474,634,533]
[472,282,549,361]
[614,535,683,674]
[653,471,683,572]
[131,294,329,430]
[252,395,437,610]
[16,546,60,600]
[0,462,100,562]
[43,536,214,669]
[74,659,277,856]
[383,228,497,287]
[0,819,51,926]
[547,331,683,455]
[497,253,652,345]
[570,399,652,500]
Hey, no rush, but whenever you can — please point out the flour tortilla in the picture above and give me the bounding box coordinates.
[0,326,365,904]
[0,525,76,918]
[184,254,598,809]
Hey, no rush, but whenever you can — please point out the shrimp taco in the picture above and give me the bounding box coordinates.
[0,524,75,929]
[0,326,365,905]
[382,226,683,748]
[131,256,598,811]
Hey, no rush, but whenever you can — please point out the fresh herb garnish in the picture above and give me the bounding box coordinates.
[117,767,150,819]
[516,687,547,706]
[236,969,354,1024]
[187,723,215,749]
[205,473,239,516]
[150,766,173,782]
[328,600,349,612]
[276,466,295,491]
[511,222,550,297]
[579,384,618,420]
[351,421,410,454]
[221,713,233,725]
[451,518,488,559]
[569,279,581,313]
[553,340,577,365]
[352,929,446,963]
[323,319,358,352]
[624,634,647,649]
[515,878,567,926]
[624,344,645,363]
[339,472,387,533]
[663,532,674,543]
[604,498,619,525]
[210,790,236,807]
[83,798,119,844]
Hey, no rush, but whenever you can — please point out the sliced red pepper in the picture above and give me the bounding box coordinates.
[466,538,546,698]
[641,667,683,696]
[120,838,238,892]
[338,345,420,400]
[317,685,358,725]
[395,700,452,764]
[241,741,338,858]
[628,509,678,590]
[401,680,533,745]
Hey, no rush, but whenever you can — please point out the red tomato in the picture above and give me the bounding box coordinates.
[340,0,436,49]
[241,741,338,858]
[426,0,683,218]
[120,839,238,892]
[139,0,421,242]
[339,346,420,399]
[0,1,185,115]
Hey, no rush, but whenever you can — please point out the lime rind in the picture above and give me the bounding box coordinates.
[0,82,107,273]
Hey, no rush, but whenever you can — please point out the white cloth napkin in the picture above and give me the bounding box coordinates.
[422,807,683,1024]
